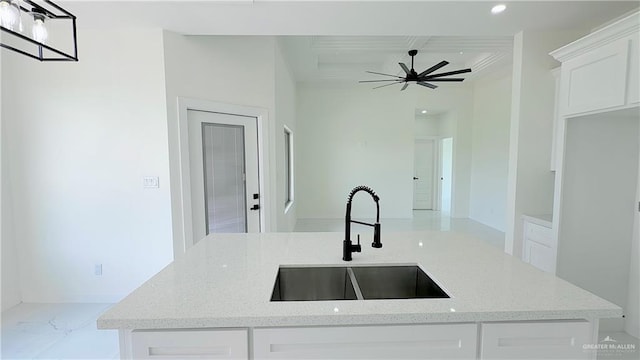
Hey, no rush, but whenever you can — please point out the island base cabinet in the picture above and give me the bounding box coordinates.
[253,323,478,359]
[480,321,592,359]
[130,329,248,360]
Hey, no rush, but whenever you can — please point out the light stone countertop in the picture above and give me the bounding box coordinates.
[97,231,621,330]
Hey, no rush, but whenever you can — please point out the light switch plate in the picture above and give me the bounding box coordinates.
[94,264,103,276]
[143,176,160,189]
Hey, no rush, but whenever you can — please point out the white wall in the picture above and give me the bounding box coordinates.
[415,115,440,137]
[275,39,298,232]
[1,52,22,311]
[469,72,512,232]
[505,30,585,256]
[1,28,174,302]
[557,114,638,332]
[296,84,473,220]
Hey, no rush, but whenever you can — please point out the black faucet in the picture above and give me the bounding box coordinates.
[343,186,382,261]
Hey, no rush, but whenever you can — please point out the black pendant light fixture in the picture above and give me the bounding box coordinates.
[360,50,471,91]
[0,0,78,61]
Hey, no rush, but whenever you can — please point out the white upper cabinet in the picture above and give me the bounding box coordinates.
[550,11,639,117]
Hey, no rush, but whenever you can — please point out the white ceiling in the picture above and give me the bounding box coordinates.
[281,35,513,83]
[60,1,638,83]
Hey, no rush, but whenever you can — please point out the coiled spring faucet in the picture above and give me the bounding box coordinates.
[343,186,382,261]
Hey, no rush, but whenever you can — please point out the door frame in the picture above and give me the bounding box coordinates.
[173,97,269,254]
[413,136,440,211]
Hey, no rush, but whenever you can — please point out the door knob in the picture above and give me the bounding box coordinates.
[413,177,419,180]
[250,204,260,211]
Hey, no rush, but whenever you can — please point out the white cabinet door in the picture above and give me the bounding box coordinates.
[522,221,556,273]
[480,321,591,359]
[254,324,477,359]
[561,38,630,116]
[525,241,555,273]
[131,329,248,360]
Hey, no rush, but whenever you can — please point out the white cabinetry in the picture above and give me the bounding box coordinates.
[522,216,555,273]
[550,10,639,335]
[253,324,477,359]
[130,329,248,360]
[121,320,597,360]
[480,321,591,359]
[551,12,639,117]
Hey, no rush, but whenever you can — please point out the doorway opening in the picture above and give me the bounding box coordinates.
[173,98,270,254]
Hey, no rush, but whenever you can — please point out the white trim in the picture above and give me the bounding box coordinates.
[550,11,639,62]
[284,124,294,214]
[174,97,270,255]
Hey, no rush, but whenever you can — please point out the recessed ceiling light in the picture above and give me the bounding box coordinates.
[459,51,464,55]
[421,110,428,114]
[491,4,506,14]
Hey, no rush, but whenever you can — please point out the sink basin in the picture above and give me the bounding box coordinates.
[271,266,358,301]
[351,265,449,300]
[270,264,449,301]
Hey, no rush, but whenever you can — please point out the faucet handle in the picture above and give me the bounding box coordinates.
[372,223,382,248]
[354,234,362,253]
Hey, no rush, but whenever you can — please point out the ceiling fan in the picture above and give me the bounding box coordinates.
[360,49,472,90]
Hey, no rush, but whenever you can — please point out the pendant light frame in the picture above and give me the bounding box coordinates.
[0,0,77,61]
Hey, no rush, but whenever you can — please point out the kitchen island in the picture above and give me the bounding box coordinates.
[98,231,621,359]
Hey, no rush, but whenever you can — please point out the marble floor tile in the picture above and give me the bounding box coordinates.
[2,303,118,360]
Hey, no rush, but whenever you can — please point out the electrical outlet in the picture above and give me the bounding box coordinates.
[143,176,160,189]
[94,264,103,276]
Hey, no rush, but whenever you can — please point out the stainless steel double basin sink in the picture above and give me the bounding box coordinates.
[271,265,449,301]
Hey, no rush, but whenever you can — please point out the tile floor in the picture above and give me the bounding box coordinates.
[2,211,637,359]
[1,303,118,359]
[295,210,506,249]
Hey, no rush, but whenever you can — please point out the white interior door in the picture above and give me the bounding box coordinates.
[187,110,260,244]
[413,139,436,210]
[440,137,453,214]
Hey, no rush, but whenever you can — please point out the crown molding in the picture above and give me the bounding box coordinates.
[550,11,639,62]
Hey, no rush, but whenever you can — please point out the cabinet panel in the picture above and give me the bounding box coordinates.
[254,324,477,359]
[561,38,629,116]
[525,222,553,247]
[527,241,555,273]
[131,329,248,360]
[480,321,591,359]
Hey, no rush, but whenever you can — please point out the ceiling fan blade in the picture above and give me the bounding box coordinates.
[426,78,465,82]
[399,62,411,75]
[373,81,402,89]
[424,68,472,79]
[365,71,404,79]
[401,83,409,91]
[417,82,438,89]
[359,79,405,83]
[418,61,449,77]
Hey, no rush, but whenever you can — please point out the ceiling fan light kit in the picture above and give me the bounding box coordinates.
[0,0,78,61]
[360,49,471,91]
